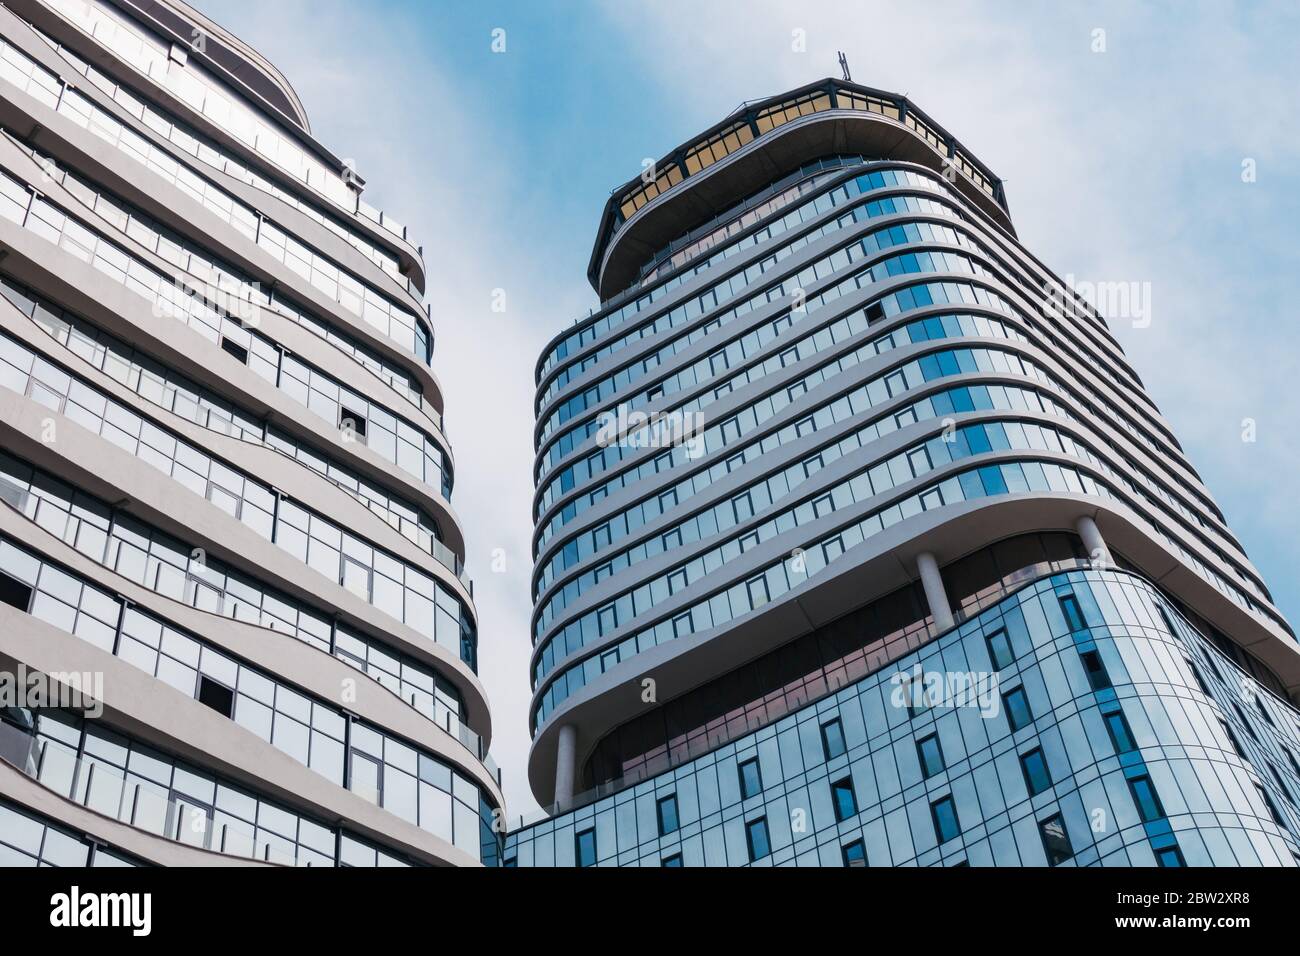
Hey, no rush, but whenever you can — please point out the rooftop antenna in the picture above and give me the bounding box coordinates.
[838,51,852,82]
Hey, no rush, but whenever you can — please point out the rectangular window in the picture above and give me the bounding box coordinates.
[985,627,1012,669]
[1272,764,1295,805]
[1186,658,1211,696]
[831,777,857,822]
[219,337,248,364]
[350,752,381,804]
[1286,749,1300,779]
[196,675,234,718]
[738,758,763,799]
[841,839,867,867]
[820,718,846,760]
[661,853,683,867]
[1079,649,1111,691]
[917,733,944,778]
[656,794,679,836]
[745,817,771,862]
[1156,845,1185,868]
[1128,775,1164,822]
[1218,718,1247,760]
[1232,703,1258,741]
[1002,687,1032,731]
[1039,813,1073,865]
[575,827,597,867]
[1104,710,1136,754]
[1058,593,1086,631]
[903,671,932,718]
[1020,747,1052,796]
[1254,697,1275,728]
[0,572,33,611]
[1256,785,1287,830]
[931,796,960,843]
[339,410,367,439]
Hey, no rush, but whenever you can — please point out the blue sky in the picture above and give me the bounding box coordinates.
[198,0,1300,816]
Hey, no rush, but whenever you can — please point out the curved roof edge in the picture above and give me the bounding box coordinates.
[120,0,312,134]
[589,78,1012,300]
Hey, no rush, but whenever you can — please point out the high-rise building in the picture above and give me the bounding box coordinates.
[0,0,501,866]
[507,79,1300,867]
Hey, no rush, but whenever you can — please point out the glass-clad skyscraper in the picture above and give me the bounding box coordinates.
[0,0,501,866]
[508,79,1300,867]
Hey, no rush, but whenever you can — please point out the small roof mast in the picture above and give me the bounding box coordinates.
[838,51,852,82]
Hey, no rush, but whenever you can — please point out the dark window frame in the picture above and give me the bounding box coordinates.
[831,776,858,822]
[820,717,847,760]
[1038,812,1074,865]
[917,732,945,779]
[1020,746,1052,796]
[738,757,763,800]
[656,793,679,836]
[930,795,961,844]
[841,839,867,867]
[1003,686,1032,731]
[745,816,771,862]
[575,827,597,867]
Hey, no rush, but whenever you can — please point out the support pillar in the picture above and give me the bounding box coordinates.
[554,723,577,809]
[917,551,954,633]
[1076,514,1112,568]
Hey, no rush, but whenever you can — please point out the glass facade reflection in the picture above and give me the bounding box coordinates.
[524,76,1295,874]
[507,570,1300,866]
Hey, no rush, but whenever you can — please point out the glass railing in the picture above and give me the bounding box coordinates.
[32,1,422,255]
[0,719,300,864]
[0,483,492,788]
[511,558,1095,826]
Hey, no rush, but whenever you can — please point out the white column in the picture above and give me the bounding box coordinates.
[554,723,578,809]
[1076,514,1112,568]
[917,551,954,633]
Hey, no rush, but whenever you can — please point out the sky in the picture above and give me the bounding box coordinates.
[195,0,1300,818]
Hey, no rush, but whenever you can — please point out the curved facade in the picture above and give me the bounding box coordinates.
[512,78,1300,866]
[0,0,501,865]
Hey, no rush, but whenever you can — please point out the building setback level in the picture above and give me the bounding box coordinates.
[507,78,1300,868]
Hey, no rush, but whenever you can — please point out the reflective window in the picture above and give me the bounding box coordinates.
[745,817,771,862]
[831,778,857,822]
[1156,846,1185,868]
[1039,814,1073,866]
[842,839,867,867]
[1003,687,1033,732]
[917,734,945,779]
[1104,711,1136,754]
[931,796,960,844]
[1058,593,1087,631]
[575,828,597,867]
[657,794,679,836]
[1080,649,1112,691]
[820,718,846,760]
[1020,748,1052,797]
[985,627,1013,669]
[1128,776,1164,823]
